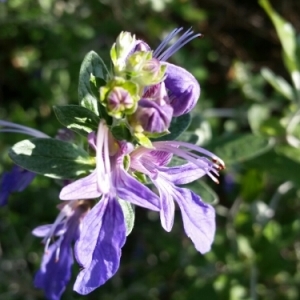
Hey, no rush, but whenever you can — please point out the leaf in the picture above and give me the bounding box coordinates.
[186,181,219,205]
[53,105,100,136]
[9,138,94,179]
[259,0,298,72]
[261,68,295,101]
[245,150,300,186]
[118,199,135,236]
[78,51,109,115]
[153,113,191,142]
[276,145,300,164]
[248,104,270,133]
[208,134,274,165]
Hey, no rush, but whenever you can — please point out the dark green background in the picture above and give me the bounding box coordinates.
[1,0,300,299]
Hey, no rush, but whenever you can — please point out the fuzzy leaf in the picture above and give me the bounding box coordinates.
[53,105,100,136]
[78,51,109,115]
[9,138,94,179]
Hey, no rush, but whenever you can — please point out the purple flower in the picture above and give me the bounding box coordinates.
[0,166,36,206]
[59,121,160,295]
[33,200,90,300]
[130,141,225,253]
[136,28,201,117]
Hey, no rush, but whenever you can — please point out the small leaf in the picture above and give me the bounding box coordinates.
[245,150,300,186]
[186,181,219,205]
[259,0,298,72]
[118,199,135,236]
[78,51,109,115]
[248,104,270,133]
[53,105,100,136]
[261,68,295,101]
[9,138,94,179]
[208,134,274,165]
[153,113,191,142]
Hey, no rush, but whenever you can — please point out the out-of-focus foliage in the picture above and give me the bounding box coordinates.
[1,0,300,299]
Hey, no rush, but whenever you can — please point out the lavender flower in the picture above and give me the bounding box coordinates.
[33,200,90,300]
[130,141,225,253]
[59,121,160,295]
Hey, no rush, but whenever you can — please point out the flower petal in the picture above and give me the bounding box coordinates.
[0,166,35,206]
[34,239,73,300]
[74,197,126,295]
[164,62,200,117]
[59,171,100,200]
[116,169,160,211]
[32,224,65,237]
[175,188,215,254]
[153,179,175,232]
[159,162,206,185]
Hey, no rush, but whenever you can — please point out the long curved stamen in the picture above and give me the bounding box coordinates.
[149,144,221,183]
[96,121,111,194]
[0,120,50,138]
[41,203,74,245]
[153,28,183,58]
[154,141,225,167]
[154,28,201,61]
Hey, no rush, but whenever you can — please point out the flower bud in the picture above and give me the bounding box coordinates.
[132,99,173,133]
[111,31,136,73]
[106,87,135,118]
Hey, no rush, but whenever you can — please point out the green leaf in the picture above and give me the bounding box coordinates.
[9,138,94,179]
[261,68,295,101]
[248,104,270,133]
[118,199,135,236]
[245,150,300,186]
[78,51,109,115]
[259,0,298,72]
[53,105,100,136]
[153,113,191,141]
[208,134,274,165]
[276,145,300,164]
[186,181,219,205]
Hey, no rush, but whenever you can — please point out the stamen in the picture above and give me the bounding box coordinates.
[153,28,183,58]
[96,121,111,194]
[0,120,50,138]
[154,28,201,61]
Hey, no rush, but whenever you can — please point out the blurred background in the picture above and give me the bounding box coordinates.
[1,0,300,299]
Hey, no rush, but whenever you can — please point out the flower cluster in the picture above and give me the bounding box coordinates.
[0,28,224,300]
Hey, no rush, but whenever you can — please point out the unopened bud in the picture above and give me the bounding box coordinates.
[107,87,135,118]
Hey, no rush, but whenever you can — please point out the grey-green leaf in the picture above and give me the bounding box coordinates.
[118,199,135,236]
[9,138,94,179]
[261,68,295,101]
[78,51,109,115]
[53,105,100,136]
[153,113,191,141]
[208,134,274,165]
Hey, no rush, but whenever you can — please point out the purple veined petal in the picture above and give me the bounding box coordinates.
[152,178,175,232]
[74,197,126,295]
[0,166,35,206]
[116,168,160,211]
[73,198,108,268]
[174,187,215,254]
[32,224,65,238]
[34,239,73,300]
[59,171,101,200]
[164,62,200,117]
[147,149,173,166]
[159,162,207,185]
